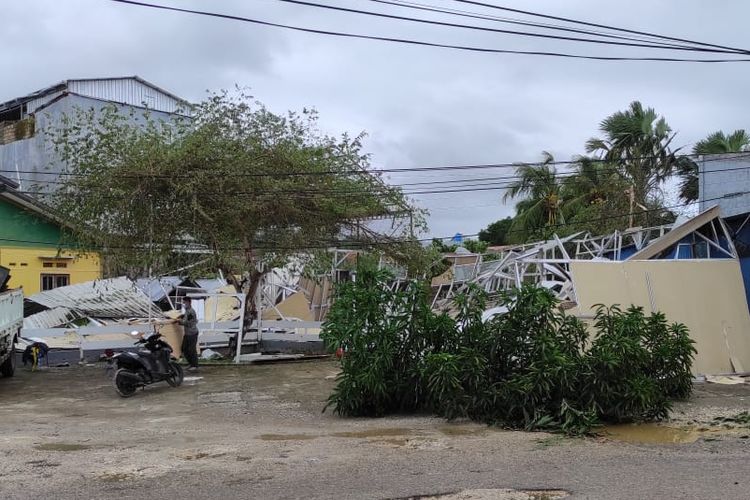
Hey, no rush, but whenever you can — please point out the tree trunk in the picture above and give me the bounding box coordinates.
[242,268,265,334]
[220,264,266,343]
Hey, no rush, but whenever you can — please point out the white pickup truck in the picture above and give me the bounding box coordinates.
[0,288,23,377]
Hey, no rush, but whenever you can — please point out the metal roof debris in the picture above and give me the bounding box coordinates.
[627,205,735,260]
[27,277,164,319]
[195,278,228,292]
[23,306,80,329]
[134,276,185,302]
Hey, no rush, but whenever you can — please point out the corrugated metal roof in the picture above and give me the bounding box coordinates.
[23,306,79,329]
[196,278,228,292]
[27,277,164,319]
[0,81,66,114]
[135,276,184,301]
[67,77,186,114]
[0,76,188,116]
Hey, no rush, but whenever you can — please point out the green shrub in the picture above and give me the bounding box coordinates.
[321,258,696,434]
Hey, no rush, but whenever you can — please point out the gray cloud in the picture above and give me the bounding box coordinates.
[2,0,748,237]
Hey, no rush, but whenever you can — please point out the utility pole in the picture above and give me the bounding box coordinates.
[627,186,635,228]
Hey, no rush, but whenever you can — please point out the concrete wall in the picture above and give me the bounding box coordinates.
[0,94,179,191]
[699,153,750,217]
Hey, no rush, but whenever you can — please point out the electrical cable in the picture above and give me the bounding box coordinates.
[450,0,750,55]
[106,0,750,63]
[272,0,740,54]
[9,152,749,198]
[9,162,749,203]
[363,0,713,51]
[0,189,744,250]
[9,151,750,180]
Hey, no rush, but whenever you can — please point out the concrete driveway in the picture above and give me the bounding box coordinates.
[0,361,748,500]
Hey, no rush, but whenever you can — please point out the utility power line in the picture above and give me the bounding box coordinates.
[274,0,740,54]
[450,0,750,55]
[10,151,750,181]
[8,151,749,202]
[13,158,750,200]
[107,0,750,62]
[364,0,713,51]
[0,190,743,250]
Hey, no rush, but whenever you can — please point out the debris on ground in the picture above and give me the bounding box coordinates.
[200,348,223,360]
[706,375,747,385]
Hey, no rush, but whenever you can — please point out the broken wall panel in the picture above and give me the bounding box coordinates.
[261,292,314,321]
[570,260,750,375]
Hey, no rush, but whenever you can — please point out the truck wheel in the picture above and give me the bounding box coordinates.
[0,342,16,378]
[113,369,138,397]
[166,361,183,387]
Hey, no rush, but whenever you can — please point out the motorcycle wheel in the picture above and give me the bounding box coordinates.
[113,369,139,397]
[166,361,184,387]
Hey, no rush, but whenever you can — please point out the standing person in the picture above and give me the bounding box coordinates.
[179,297,199,371]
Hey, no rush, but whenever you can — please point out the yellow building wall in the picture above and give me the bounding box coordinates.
[570,260,750,375]
[0,246,102,295]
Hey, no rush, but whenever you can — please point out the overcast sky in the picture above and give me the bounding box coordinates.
[2,0,749,238]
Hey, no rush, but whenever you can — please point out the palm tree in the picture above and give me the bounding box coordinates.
[677,130,749,202]
[585,101,680,224]
[561,156,622,218]
[503,151,564,242]
[695,130,750,154]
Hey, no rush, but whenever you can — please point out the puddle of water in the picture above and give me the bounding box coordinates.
[602,423,699,444]
[332,428,411,439]
[438,425,487,437]
[258,433,317,441]
[375,438,410,447]
[35,443,91,452]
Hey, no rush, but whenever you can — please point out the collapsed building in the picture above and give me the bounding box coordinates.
[429,206,750,375]
[16,204,750,375]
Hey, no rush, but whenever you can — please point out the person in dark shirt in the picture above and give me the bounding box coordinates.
[179,297,199,371]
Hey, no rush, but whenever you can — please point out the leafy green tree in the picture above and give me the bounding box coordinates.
[462,239,489,254]
[502,151,565,243]
[555,156,632,236]
[676,129,749,203]
[47,91,421,331]
[478,217,512,245]
[585,101,680,226]
[561,156,622,217]
[429,238,487,254]
[430,238,457,253]
[323,259,696,434]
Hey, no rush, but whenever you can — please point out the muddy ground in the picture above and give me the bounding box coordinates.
[0,360,748,500]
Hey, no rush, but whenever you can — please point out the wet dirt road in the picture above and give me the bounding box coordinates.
[0,361,749,500]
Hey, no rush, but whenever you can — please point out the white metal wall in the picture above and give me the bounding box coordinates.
[25,90,65,116]
[67,78,184,114]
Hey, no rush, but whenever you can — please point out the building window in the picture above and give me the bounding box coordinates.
[43,262,54,268]
[55,262,67,268]
[41,274,69,291]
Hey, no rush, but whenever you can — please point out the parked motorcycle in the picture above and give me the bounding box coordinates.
[110,332,183,397]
